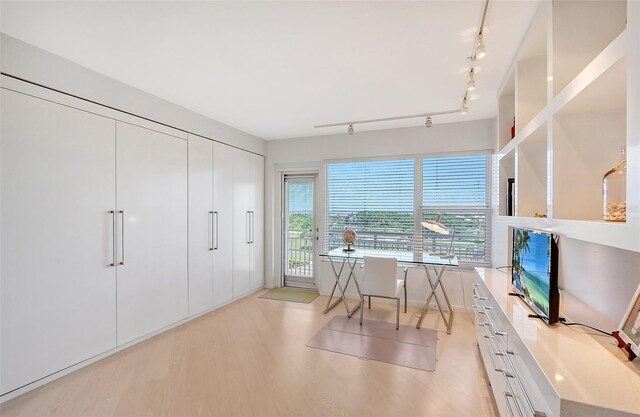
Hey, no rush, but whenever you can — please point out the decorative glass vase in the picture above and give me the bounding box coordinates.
[602,147,627,222]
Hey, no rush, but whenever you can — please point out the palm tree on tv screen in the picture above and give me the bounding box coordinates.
[513,230,531,288]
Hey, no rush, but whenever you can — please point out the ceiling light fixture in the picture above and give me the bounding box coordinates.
[425,116,433,128]
[466,69,476,91]
[461,93,469,114]
[474,34,487,60]
[314,0,489,132]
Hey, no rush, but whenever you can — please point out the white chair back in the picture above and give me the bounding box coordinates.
[360,256,398,297]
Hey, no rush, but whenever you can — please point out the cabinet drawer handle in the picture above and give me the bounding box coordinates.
[109,210,116,267]
[483,336,503,373]
[504,373,525,417]
[118,210,125,265]
[246,211,251,244]
[214,211,219,250]
[208,211,214,251]
[472,305,485,326]
[250,210,255,243]
[503,392,517,417]
[481,306,507,337]
[504,353,546,417]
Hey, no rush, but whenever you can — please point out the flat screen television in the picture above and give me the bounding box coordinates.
[511,227,560,324]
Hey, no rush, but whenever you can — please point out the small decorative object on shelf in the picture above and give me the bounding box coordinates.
[510,117,515,139]
[342,228,356,252]
[602,146,626,222]
[506,178,515,216]
[534,212,547,218]
[614,283,640,362]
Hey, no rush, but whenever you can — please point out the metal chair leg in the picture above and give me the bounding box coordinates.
[396,298,400,330]
[360,295,364,325]
[402,266,408,313]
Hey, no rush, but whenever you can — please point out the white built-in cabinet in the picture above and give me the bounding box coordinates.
[249,154,265,292]
[212,142,235,306]
[115,122,188,345]
[187,136,239,315]
[0,83,264,397]
[188,134,216,315]
[1,89,118,395]
[232,149,264,298]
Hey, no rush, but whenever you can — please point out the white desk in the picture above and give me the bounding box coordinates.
[320,248,459,333]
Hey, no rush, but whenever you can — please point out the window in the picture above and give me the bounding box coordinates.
[325,153,490,264]
[421,155,489,263]
[326,159,415,252]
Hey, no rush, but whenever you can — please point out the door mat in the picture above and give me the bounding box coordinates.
[306,315,438,371]
[258,288,319,304]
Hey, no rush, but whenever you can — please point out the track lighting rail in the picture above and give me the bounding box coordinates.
[315,0,489,134]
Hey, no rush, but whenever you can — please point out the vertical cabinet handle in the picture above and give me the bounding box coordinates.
[208,211,214,251]
[118,210,125,265]
[214,211,219,250]
[109,210,116,266]
[250,211,255,243]
[246,211,251,244]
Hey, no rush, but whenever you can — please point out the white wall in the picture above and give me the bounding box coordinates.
[265,119,496,309]
[0,34,265,155]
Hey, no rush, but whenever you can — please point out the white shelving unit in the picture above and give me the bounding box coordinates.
[489,5,640,412]
[493,0,639,253]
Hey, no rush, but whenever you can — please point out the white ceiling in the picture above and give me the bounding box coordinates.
[0,1,540,140]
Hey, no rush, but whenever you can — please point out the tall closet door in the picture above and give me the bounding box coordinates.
[188,134,214,316]
[232,148,252,298]
[213,142,234,306]
[250,154,265,291]
[1,90,117,394]
[116,122,188,344]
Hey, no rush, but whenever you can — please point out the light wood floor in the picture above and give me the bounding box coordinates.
[1,290,497,417]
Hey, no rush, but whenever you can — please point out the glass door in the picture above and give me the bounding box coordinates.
[283,175,316,289]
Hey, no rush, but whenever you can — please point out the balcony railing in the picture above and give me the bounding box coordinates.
[286,228,313,277]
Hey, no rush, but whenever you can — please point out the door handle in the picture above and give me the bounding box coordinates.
[246,211,251,244]
[118,210,125,265]
[214,211,219,250]
[208,211,214,251]
[250,211,255,243]
[109,210,116,267]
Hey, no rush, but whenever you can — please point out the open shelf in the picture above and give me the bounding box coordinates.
[517,123,547,218]
[553,57,626,221]
[498,72,516,151]
[516,6,548,132]
[498,149,516,217]
[552,0,627,96]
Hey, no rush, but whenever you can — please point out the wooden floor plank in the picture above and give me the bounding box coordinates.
[1,290,497,417]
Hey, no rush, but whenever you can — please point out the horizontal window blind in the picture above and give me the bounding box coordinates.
[423,155,487,206]
[421,154,489,263]
[325,154,490,265]
[326,159,415,252]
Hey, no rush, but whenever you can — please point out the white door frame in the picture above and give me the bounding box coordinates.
[273,163,324,290]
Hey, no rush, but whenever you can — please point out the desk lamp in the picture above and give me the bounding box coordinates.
[421,214,456,259]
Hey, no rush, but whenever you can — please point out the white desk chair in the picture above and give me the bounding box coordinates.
[359,256,408,330]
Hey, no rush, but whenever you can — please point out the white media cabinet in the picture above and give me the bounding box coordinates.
[473,268,640,417]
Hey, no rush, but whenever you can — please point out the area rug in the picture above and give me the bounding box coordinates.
[258,288,319,303]
[306,316,438,371]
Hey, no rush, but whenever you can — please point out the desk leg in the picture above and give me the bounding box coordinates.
[344,258,361,318]
[416,265,454,334]
[323,257,361,318]
[323,257,346,313]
